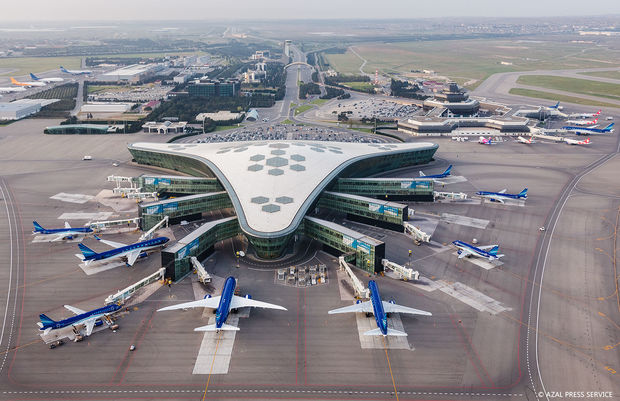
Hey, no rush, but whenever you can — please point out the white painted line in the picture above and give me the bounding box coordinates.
[441,213,489,229]
[50,193,94,204]
[193,316,237,374]
[438,282,510,315]
[78,259,126,275]
[32,235,82,243]
[355,313,412,350]
[58,212,113,220]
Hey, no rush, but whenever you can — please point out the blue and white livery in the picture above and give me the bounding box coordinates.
[60,66,92,75]
[452,240,504,261]
[29,73,64,83]
[38,303,121,336]
[33,220,93,242]
[476,188,527,204]
[157,276,286,332]
[328,280,431,337]
[419,164,452,180]
[563,123,614,135]
[76,235,169,266]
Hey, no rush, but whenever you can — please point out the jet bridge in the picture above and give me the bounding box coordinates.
[381,259,419,281]
[139,216,168,242]
[404,222,431,244]
[89,217,140,233]
[191,256,212,284]
[104,267,165,305]
[338,256,369,299]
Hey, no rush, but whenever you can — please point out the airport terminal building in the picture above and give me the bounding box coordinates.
[128,141,438,280]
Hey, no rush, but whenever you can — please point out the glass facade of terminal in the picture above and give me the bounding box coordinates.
[303,217,384,274]
[338,146,438,178]
[333,178,434,201]
[129,149,216,177]
[138,192,232,230]
[161,217,240,280]
[245,233,295,259]
[317,192,407,229]
[137,175,223,195]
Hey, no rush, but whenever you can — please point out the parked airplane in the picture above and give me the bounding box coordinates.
[10,77,46,87]
[565,137,591,145]
[517,136,536,144]
[568,109,601,119]
[565,117,598,126]
[565,123,614,135]
[419,165,452,179]
[328,280,431,337]
[76,236,169,266]
[157,276,286,332]
[60,66,92,75]
[33,221,93,242]
[38,303,121,336]
[478,136,493,145]
[29,73,64,83]
[0,86,26,93]
[452,240,505,261]
[545,101,563,111]
[476,188,528,203]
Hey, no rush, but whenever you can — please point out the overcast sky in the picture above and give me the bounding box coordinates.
[1,0,619,21]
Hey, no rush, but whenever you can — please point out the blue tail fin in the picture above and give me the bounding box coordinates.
[60,66,68,73]
[78,243,97,259]
[39,313,55,326]
[604,123,614,131]
[443,165,453,176]
[552,101,560,109]
[30,73,39,80]
[488,245,499,256]
[33,221,44,232]
[518,188,528,198]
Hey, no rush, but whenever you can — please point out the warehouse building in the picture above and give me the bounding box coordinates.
[0,101,41,120]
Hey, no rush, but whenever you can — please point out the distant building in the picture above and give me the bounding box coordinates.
[245,109,259,121]
[173,73,193,84]
[142,121,187,134]
[187,79,240,97]
[251,50,271,60]
[196,111,244,122]
[0,101,41,120]
[284,40,292,57]
[100,64,165,83]
[423,82,479,116]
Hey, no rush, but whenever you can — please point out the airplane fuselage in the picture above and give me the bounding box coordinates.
[215,277,236,329]
[34,227,92,235]
[40,303,121,331]
[368,280,388,336]
[476,191,526,200]
[452,240,498,260]
[84,237,169,262]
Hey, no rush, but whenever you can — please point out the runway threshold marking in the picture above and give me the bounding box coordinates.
[201,331,222,401]
[381,336,399,401]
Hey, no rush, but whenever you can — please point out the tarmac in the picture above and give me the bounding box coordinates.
[0,114,619,400]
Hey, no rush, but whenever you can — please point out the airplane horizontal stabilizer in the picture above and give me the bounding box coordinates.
[194,323,239,332]
[363,327,408,337]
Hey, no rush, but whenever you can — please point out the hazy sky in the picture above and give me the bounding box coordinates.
[1,0,619,21]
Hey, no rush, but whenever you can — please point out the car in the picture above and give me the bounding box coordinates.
[129,344,136,351]
[539,227,546,231]
[82,155,92,160]
[49,340,64,349]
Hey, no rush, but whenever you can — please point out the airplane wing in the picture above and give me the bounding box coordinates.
[477,244,499,251]
[157,296,222,312]
[498,189,507,194]
[50,233,68,242]
[328,301,373,315]
[382,301,432,316]
[229,295,287,311]
[485,195,505,204]
[64,305,87,315]
[457,248,474,259]
[64,222,71,229]
[84,318,97,336]
[94,236,127,248]
[126,250,141,266]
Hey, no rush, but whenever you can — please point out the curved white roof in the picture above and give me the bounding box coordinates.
[129,141,437,238]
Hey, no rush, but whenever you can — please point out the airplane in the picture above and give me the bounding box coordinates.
[478,136,493,145]
[564,137,591,145]
[60,66,92,75]
[568,109,601,119]
[545,101,563,111]
[33,221,93,242]
[328,280,431,337]
[565,117,598,126]
[38,303,121,336]
[419,164,452,179]
[76,235,169,266]
[452,240,505,261]
[0,86,26,93]
[476,188,528,203]
[157,276,286,332]
[29,73,64,83]
[564,123,614,135]
[10,77,46,87]
[517,136,536,144]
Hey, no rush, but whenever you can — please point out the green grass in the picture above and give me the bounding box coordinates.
[517,75,620,101]
[509,88,620,108]
[87,85,131,94]
[310,98,329,105]
[281,119,295,125]
[342,81,375,91]
[289,103,297,109]
[294,105,314,115]
[351,127,374,134]
[578,70,620,80]
[324,39,620,89]
[0,56,82,77]
[213,125,239,131]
